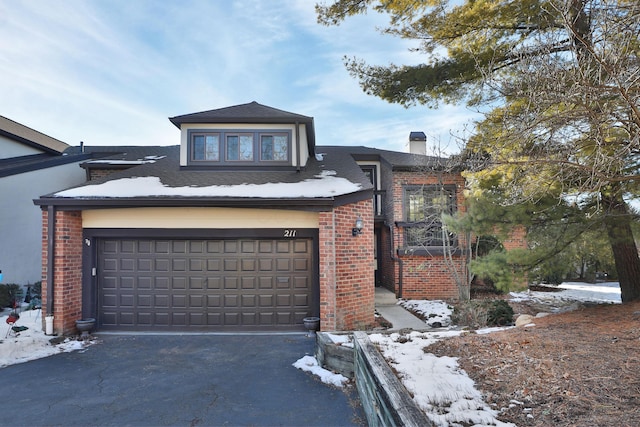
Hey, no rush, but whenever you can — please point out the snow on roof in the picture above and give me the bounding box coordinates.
[84,156,166,166]
[54,171,361,199]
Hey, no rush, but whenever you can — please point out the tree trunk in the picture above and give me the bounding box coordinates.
[603,193,640,302]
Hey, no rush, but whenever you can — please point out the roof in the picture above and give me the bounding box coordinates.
[0,116,69,154]
[320,145,448,171]
[169,101,313,126]
[35,145,373,210]
[169,101,316,154]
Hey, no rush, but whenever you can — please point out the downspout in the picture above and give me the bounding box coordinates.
[46,205,56,316]
[386,222,403,298]
[295,121,301,172]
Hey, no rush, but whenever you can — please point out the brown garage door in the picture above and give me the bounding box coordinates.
[98,238,314,331]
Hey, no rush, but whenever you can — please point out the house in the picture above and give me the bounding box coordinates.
[0,116,91,286]
[34,102,467,335]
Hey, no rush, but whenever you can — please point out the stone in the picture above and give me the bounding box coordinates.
[515,314,535,327]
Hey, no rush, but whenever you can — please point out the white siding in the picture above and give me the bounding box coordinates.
[0,162,86,284]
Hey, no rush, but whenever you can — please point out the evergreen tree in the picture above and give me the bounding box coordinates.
[317,0,640,301]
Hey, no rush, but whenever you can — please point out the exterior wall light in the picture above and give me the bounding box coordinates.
[352,217,364,237]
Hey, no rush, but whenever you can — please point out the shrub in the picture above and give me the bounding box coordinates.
[453,299,515,329]
[0,284,23,308]
[486,300,515,326]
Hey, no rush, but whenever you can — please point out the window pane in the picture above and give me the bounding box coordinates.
[404,185,457,247]
[226,136,239,160]
[193,135,205,160]
[273,135,288,160]
[239,135,253,160]
[261,136,274,160]
[260,134,288,161]
[227,135,253,161]
[205,135,219,161]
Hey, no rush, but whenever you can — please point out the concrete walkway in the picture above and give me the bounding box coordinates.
[375,287,428,331]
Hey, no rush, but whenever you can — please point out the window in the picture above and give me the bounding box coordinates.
[188,129,291,166]
[403,185,457,247]
[192,134,220,161]
[260,134,288,161]
[226,134,254,161]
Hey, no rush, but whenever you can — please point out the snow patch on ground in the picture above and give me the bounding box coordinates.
[399,300,453,327]
[0,308,94,368]
[293,355,349,388]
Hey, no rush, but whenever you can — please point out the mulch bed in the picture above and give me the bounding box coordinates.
[426,300,640,426]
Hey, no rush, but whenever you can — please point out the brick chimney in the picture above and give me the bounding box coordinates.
[409,131,426,155]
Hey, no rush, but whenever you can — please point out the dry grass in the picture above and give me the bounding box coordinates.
[427,300,640,426]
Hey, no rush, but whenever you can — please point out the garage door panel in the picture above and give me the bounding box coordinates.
[294,277,310,289]
[259,277,273,289]
[138,259,153,271]
[206,277,221,289]
[241,277,256,289]
[189,277,204,289]
[173,259,187,271]
[155,259,170,271]
[98,237,314,331]
[138,277,152,289]
[155,277,169,289]
[224,277,238,289]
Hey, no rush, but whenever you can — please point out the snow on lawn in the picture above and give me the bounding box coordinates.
[400,300,453,327]
[511,281,621,307]
[298,281,623,426]
[369,330,515,427]
[0,308,93,368]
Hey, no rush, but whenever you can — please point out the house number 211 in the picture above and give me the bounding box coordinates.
[284,229,297,238]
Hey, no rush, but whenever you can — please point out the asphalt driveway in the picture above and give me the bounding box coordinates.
[0,333,365,426]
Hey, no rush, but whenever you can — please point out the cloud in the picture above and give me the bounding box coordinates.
[0,0,476,151]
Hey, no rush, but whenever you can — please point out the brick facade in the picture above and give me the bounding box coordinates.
[381,171,467,301]
[319,198,375,330]
[42,199,376,335]
[41,209,83,335]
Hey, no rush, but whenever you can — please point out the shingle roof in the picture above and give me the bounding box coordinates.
[169,101,316,152]
[35,145,373,209]
[320,145,447,170]
[169,101,313,126]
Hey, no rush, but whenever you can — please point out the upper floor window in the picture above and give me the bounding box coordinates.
[260,134,288,161]
[188,129,290,166]
[192,133,220,161]
[403,185,457,247]
[226,134,254,161]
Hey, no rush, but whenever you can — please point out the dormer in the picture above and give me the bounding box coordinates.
[169,101,315,170]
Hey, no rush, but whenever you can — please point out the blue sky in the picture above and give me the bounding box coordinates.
[0,0,480,154]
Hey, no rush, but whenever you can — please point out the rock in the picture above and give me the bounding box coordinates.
[515,314,535,327]
[535,312,551,318]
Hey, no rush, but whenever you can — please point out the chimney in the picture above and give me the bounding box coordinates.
[409,131,426,155]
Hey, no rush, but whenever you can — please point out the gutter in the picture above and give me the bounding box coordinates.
[385,221,403,298]
[46,205,55,316]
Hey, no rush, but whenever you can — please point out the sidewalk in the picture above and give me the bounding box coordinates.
[375,287,428,331]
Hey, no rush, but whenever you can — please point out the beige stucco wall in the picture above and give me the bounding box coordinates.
[82,207,319,229]
[178,123,310,167]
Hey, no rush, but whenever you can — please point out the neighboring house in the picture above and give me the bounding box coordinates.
[0,116,91,286]
[35,102,467,335]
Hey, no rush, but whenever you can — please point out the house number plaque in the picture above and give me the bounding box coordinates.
[284,229,297,238]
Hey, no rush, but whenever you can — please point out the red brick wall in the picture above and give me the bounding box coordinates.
[502,226,527,251]
[388,171,467,300]
[319,199,375,331]
[41,209,83,335]
[399,254,463,300]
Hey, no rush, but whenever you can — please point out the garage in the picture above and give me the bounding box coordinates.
[96,236,315,331]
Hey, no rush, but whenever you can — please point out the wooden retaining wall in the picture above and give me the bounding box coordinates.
[352,331,433,427]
